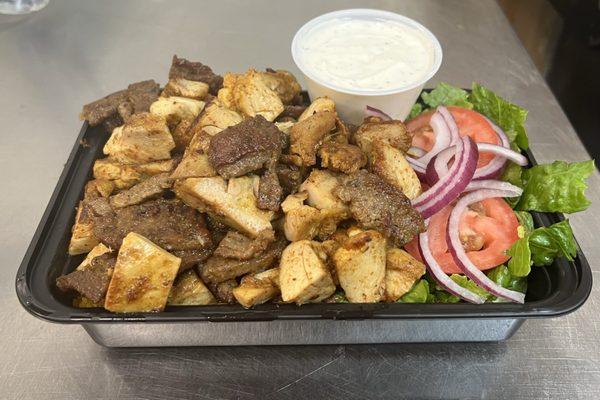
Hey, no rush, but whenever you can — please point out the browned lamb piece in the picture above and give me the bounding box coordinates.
[207,279,238,304]
[108,173,172,208]
[169,55,223,95]
[56,253,116,304]
[207,115,283,179]
[81,80,160,131]
[213,230,274,260]
[334,170,425,247]
[257,166,283,211]
[200,236,287,284]
[88,198,213,269]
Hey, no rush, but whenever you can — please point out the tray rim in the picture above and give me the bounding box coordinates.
[15,99,593,325]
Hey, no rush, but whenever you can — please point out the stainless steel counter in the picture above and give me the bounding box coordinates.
[1,0,599,398]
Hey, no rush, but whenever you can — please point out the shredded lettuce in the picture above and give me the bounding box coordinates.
[470,83,529,150]
[516,160,594,213]
[421,82,473,109]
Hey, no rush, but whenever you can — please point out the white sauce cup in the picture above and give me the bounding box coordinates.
[292,9,443,125]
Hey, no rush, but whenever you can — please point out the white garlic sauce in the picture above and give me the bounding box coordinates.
[299,17,435,92]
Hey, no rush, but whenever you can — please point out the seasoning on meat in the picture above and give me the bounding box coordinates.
[257,166,283,211]
[334,170,425,247]
[289,111,336,166]
[169,55,223,95]
[208,115,283,179]
[318,142,367,174]
[213,230,275,260]
[353,119,412,159]
[109,173,172,208]
[208,279,238,304]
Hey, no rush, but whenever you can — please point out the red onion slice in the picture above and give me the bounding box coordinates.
[437,106,461,145]
[426,143,527,184]
[408,146,427,158]
[446,187,525,304]
[413,136,478,218]
[465,179,524,192]
[365,105,392,121]
[418,227,486,304]
[416,112,452,164]
[472,116,512,180]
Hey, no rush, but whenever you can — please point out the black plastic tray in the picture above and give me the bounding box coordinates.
[15,113,593,326]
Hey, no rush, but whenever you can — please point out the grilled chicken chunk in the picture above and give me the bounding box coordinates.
[334,170,425,247]
[167,269,216,306]
[333,230,387,303]
[298,97,336,121]
[161,78,209,100]
[149,96,205,128]
[218,69,284,121]
[93,157,179,190]
[195,98,244,136]
[384,248,426,302]
[318,142,367,174]
[353,119,412,159]
[279,240,336,304]
[170,131,216,179]
[233,267,280,308]
[255,69,302,104]
[174,176,274,237]
[103,113,175,164]
[104,232,181,312]
[370,140,422,200]
[208,115,283,179]
[289,111,336,166]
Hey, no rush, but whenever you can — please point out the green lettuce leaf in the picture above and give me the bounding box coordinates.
[327,291,348,303]
[469,83,529,150]
[529,220,578,266]
[407,103,424,120]
[507,237,532,277]
[501,161,524,207]
[398,279,430,303]
[421,82,473,109]
[486,265,527,302]
[516,160,595,213]
[514,211,534,235]
[450,275,492,300]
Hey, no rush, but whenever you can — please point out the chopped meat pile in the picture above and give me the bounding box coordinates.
[63,57,428,312]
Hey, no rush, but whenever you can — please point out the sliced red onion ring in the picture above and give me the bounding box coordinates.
[418,227,486,304]
[412,136,478,218]
[447,187,525,304]
[426,143,527,184]
[408,146,427,158]
[471,116,512,180]
[465,179,524,192]
[437,106,461,146]
[416,112,452,165]
[365,105,391,121]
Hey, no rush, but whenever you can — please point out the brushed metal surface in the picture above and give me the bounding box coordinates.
[2,0,600,399]
[84,319,524,347]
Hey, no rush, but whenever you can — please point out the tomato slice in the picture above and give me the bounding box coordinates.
[407,106,499,167]
[404,198,519,274]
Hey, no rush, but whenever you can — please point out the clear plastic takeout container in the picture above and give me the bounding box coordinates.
[291,9,443,124]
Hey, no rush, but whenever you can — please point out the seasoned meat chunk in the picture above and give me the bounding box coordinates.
[104,232,181,313]
[233,268,280,308]
[149,96,205,128]
[162,78,209,100]
[257,167,283,211]
[89,198,213,254]
[174,176,274,238]
[194,98,244,136]
[255,69,302,104]
[371,140,421,200]
[384,248,426,302]
[218,69,284,121]
[169,55,223,95]
[170,131,216,179]
[208,116,283,178]
[171,248,216,271]
[208,279,238,304]
[353,119,411,159]
[298,169,347,214]
[279,105,306,120]
[200,236,287,284]
[103,113,175,164]
[298,97,336,121]
[334,170,425,247]
[93,157,178,190]
[109,173,172,208]
[81,80,160,128]
[276,163,304,195]
[167,270,216,306]
[289,111,336,166]
[318,142,367,174]
[56,244,114,303]
[214,230,274,260]
[333,230,387,303]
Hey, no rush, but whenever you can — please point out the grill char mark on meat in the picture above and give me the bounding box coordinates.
[169,55,223,95]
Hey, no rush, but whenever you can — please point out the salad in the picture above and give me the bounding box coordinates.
[392,82,594,304]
